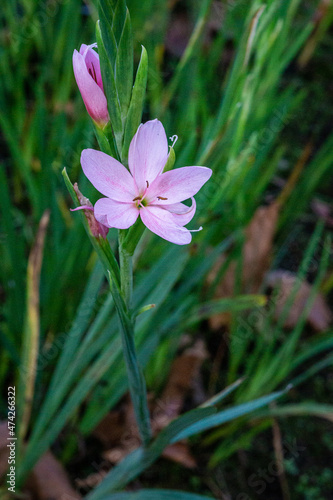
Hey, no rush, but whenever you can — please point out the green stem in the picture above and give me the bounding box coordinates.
[119,230,133,309]
[115,231,152,446]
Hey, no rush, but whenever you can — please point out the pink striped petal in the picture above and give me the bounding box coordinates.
[81,149,138,202]
[80,44,104,91]
[146,166,212,205]
[140,206,192,245]
[128,119,169,193]
[73,49,109,125]
[94,198,139,229]
[161,197,196,226]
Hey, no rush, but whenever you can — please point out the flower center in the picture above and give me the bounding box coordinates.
[132,180,168,208]
[132,196,148,208]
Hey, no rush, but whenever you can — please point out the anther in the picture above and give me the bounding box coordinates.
[146,180,149,188]
[133,196,141,201]
[157,196,168,200]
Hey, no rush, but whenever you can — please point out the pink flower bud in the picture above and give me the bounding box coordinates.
[71,183,109,239]
[73,44,109,127]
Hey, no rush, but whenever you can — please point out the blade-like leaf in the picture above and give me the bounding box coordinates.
[115,9,133,118]
[96,22,122,148]
[122,45,148,162]
[108,270,152,446]
[86,408,215,498]
[184,295,267,327]
[171,389,288,442]
[99,7,118,68]
[112,0,127,44]
[98,0,115,25]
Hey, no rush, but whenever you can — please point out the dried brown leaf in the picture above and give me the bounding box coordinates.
[75,470,107,490]
[162,442,197,469]
[153,340,208,431]
[0,426,80,498]
[265,270,332,331]
[92,410,126,448]
[20,210,50,444]
[208,202,280,329]
[28,451,81,500]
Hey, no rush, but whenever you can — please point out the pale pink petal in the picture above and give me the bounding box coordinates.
[79,44,89,55]
[73,49,109,125]
[140,206,192,245]
[161,197,196,226]
[128,119,169,193]
[81,149,138,202]
[94,198,139,229]
[80,44,104,91]
[146,166,212,205]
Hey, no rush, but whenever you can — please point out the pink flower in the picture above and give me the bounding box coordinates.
[73,43,109,126]
[80,119,212,245]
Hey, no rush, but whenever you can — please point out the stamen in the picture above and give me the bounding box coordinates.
[157,196,168,200]
[133,196,141,201]
[146,180,149,188]
[169,135,178,148]
[70,205,93,212]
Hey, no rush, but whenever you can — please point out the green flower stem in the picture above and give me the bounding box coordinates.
[121,217,146,257]
[110,233,152,446]
[117,312,152,447]
[119,230,133,309]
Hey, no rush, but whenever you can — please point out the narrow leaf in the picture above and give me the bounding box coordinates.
[200,377,245,408]
[184,295,267,326]
[99,6,118,68]
[122,45,148,162]
[112,0,127,44]
[108,270,152,446]
[17,211,50,449]
[98,0,115,23]
[171,389,287,442]
[96,22,122,149]
[115,9,134,119]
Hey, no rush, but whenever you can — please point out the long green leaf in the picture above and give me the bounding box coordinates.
[115,9,133,118]
[121,45,148,162]
[96,22,122,147]
[171,389,287,442]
